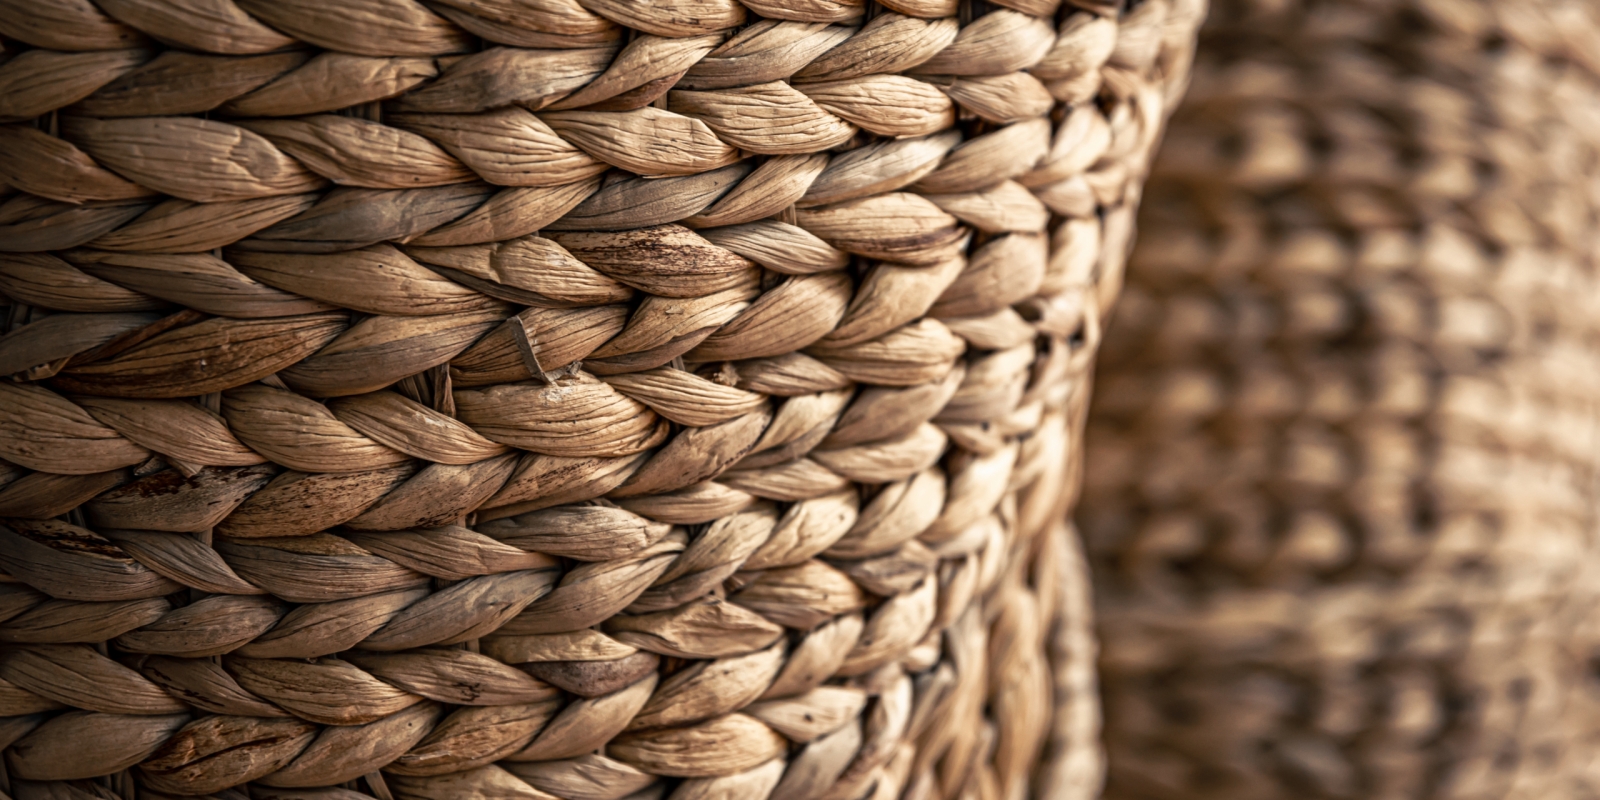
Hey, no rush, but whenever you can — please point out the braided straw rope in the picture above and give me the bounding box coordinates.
[0,1,1200,798]
[1083,0,1600,798]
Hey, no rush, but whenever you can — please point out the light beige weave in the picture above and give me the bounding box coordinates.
[0,1,1201,798]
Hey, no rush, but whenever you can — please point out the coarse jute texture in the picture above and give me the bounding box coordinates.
[1083,0,1600,798]
[0,1,1200,798]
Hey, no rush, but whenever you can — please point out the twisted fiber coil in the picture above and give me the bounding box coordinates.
[0,0,1201,798]
[1082,0,1600,798]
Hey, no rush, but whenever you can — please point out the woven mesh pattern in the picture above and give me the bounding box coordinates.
[1084,0,1600,798]
[0,1,1200,798]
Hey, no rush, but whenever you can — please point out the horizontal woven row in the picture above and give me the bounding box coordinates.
[0,2,1145,200]
[0,0,1204,799]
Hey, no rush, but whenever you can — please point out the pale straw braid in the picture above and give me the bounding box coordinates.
[0,1,1199,798]
[1083,0,1600,798]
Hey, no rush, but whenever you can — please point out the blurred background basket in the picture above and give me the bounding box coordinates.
[0,1,1200,798]
[1083,0,1600,798]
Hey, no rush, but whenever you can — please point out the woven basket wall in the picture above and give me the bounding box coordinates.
[1083,0,1600,798]
[0,1,1200,798]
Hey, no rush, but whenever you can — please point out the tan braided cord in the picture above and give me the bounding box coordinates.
[0,0,1200,798]
[1083,0,1600,798]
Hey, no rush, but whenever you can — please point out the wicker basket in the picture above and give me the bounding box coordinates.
[1083,0,1600,798]
[0,1,1199,798]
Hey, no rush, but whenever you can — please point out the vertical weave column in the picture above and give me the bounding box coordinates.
[1084,1,1600,798]
[0,1,1198,799]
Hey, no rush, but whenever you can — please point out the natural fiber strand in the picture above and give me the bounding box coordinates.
[1083,0,1600,798]
[0,1,1200,799]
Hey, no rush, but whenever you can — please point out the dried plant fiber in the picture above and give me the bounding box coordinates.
[1083,0,1600,798]
[0,0,1199,799]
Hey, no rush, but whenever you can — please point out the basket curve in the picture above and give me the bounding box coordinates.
[1084,0,1600,798]
[0,1,1199,799]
